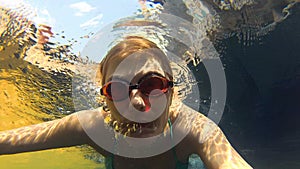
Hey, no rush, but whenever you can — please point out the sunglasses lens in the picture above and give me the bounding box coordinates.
[140,77,167,96]
[101,75,172,101]
[106,82,128,101]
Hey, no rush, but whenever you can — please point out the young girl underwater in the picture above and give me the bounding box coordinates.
[0,36,252,169]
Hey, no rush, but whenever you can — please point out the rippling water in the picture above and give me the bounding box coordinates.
[0,0,300,168]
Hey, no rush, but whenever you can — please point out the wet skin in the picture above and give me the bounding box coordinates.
[96,52,253,168]
[103,51,173,137]
[0,51,253,169]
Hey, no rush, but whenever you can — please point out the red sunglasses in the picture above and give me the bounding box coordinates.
[100,73,174,101]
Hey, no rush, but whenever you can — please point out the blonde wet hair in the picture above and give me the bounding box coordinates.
[98,36,173,86]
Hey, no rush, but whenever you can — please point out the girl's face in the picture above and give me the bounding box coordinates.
[102,51,173,137]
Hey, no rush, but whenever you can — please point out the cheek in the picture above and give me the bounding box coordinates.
[149,93,172,113]
[107,99,130,116]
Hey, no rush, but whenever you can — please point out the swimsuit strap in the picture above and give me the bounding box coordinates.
[168,118,173,139]
[105,154,114,169]
[168,118,189,169]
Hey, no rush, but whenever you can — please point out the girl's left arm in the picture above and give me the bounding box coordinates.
[182,105,253,169]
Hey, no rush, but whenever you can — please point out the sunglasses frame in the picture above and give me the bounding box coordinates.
[100,73,174,101]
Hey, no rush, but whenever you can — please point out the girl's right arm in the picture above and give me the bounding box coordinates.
[0,111,89,155]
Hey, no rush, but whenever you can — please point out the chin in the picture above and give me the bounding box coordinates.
[126,121,164,138]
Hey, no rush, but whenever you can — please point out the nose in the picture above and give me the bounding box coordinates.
[130,89,150,112]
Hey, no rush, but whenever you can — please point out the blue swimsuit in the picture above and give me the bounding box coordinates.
[105,147,189,169]
[105,119,189,169]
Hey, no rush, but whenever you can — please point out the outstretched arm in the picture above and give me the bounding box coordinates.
[0,112,88,155]
[182,105,252,169]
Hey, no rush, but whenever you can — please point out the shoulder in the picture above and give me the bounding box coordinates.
[174,104,219,152]
[75,108,113,156]
[75,108,104,123]
[74,107,105,129]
